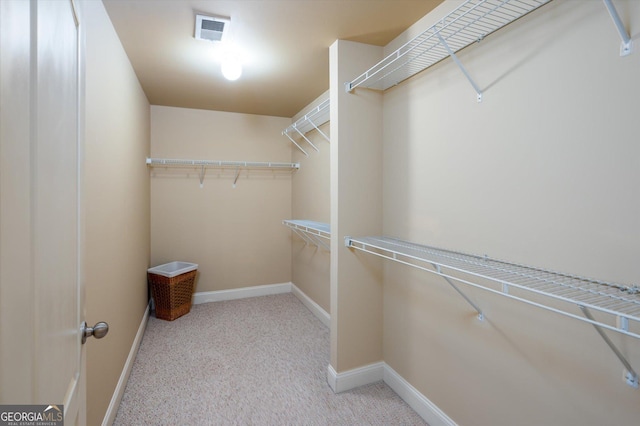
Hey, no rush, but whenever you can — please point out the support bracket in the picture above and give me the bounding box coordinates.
[290,226,329,251]
[437,31,483,102]
[310,234,330,251]
[292,126,320,153]
[434,264,484,321]
[307,117,330,143]
[283,131,310,157]
[232,166,240,188]
[603,0,634,56]
[580,305,638,388]
[199,165,206,188]
[292,228,317,248]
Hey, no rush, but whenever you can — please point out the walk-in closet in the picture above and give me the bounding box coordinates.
[1,1,638,425]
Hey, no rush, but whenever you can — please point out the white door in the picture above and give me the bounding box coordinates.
[0,1,92,423]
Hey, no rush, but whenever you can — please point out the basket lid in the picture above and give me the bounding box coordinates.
[148,261,198,278]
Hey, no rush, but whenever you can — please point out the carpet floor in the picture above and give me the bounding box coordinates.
[114,293,426,425]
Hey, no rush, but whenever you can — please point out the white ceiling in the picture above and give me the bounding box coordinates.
[102,0,444,118]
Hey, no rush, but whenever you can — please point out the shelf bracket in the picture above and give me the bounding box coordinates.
[579,305,638,388]
[436,31,483,102]
[199,165,206,188]
[434,264,484,321]
[603,0,633,56]
[292,126,320,153]
[283,131,310,157]
[292,228,316,247]
[232,166,240,188]
[311,234,330,251]
[292,228,329,251]
[307,117,330,143]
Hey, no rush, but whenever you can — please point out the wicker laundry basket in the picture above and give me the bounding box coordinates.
[147,262,198,321]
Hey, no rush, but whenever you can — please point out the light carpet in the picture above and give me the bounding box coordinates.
[114,293,426,425]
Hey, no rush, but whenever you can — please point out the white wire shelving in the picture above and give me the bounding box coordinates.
[146,157,300,187]
[283,220,330,251]
[346,0,551,101]
[345,235,640,387]
[282,98,330,157]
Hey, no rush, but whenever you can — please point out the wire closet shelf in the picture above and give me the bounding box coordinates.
[346,236,640,339]
[146,157,300,170]
[346,0,551,93]
[283,220,330,251]
[146,157,299,188]
[282,98,330,157]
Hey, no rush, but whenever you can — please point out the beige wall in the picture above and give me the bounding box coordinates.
[150,106,292,292]
[381,0,640,425]
[330,40,384,372]
[84,1,150,424]
[290,91,331,314]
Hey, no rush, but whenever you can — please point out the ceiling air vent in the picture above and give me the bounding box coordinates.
[195,14,230,42]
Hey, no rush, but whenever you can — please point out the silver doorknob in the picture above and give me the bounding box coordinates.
[81,321,109,344]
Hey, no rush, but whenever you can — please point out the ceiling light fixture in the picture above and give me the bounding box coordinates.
[220,45,242,81]
[194,13,243,81]
[220,50,242,81]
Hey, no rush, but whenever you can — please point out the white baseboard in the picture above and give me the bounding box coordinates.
[192,282,292,304]
[291,283,330,328]
[102,303,150,426]
[383,364,457,426]
[326,362,456,426]
[327,362,385,393]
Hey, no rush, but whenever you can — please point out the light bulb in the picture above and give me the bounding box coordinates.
[221,56,242,81]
